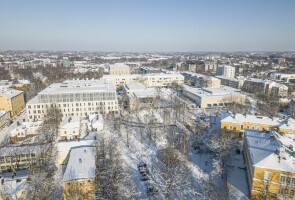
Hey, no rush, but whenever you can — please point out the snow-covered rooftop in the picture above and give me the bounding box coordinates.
[129,88,157,99]
[221,113,295,131]
[183,85,243,98]
[60,116,80,129]
[0,88,23,98]
[0,110,9,117]
[38,79,115,95]
[124,82,146,92]
[244,129,295,173]
[62,146,96,182]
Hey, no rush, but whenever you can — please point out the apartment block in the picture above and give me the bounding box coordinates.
[0,144,49,172]
[181,72,221,88]
[216,76,245,89]
[0,88,25,117]
[243,129,295,199]
[216,65,235,78]
[221,113,295,137]
[62,147,96,200]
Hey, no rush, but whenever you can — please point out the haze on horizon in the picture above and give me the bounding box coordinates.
[0,0,295,52]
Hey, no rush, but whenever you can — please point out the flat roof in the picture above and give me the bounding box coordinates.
[38,79,115,95]
[124,82,146,91]
[184,85,244,98]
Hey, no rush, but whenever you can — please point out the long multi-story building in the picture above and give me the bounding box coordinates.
[0,144,49,172]
[102,73,184,88]
[183,85,245,109]
[181,72,221,88]
[243,129,295,199]
[26,79,118,122]
[0,88,25,117]
[108,64,130,75]
[221,113,295,137]
[216,76,245,89]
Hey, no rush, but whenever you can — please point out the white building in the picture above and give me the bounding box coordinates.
[204,61,218,72]
[181,72,221,88]
[102,73,184,88]
[108,64,130,75]
[87,114,104,131]
[59,116,81,140]
[10,121,43,143]
[183,85,245,109]
[216,65,235,78]
[26,79,118,122]
[216,76,245,89]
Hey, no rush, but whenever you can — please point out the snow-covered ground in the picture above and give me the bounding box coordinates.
[100,108,250,199]
[0,109,27,144]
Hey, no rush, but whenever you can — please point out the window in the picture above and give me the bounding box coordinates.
[286,177,291,185]
[246,125,250,129]
[279,187,283,195]
[290,190,294,196]
[257,127,260,130]
[241,125,244,130]
[285,189,289,195]
[252,126,254,129]
[229,125,232,130]
[264,171,270,181]
[280,175,286,183]
[292,178,295,185]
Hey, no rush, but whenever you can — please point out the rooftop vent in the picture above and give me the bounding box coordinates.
[275,149,280,155]
[289,145,293,151]
[79,158,82,163]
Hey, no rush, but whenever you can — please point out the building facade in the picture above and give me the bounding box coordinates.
[102,73,184,88]
[62,147,96,200]
[221,113,295,137]
[216,65,235,78]
[109,64,130,75]
[183,85,245,109]
[243,129,295,199]
[10,121,42,143]
[0,110,10,129]
[26,79,118,122]
[59,116,81,140]
[0,89,25,117]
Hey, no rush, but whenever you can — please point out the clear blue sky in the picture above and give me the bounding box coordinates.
[0,0,294,52]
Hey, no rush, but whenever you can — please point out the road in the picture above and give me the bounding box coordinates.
[0,109,27,144]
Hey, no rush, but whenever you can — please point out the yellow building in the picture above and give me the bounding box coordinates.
[221,113,295,137]
[0,88,25,117]
[243,129,295,199]
[62,147,96,200]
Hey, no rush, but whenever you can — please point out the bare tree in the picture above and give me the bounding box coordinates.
[96,136,136,199]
